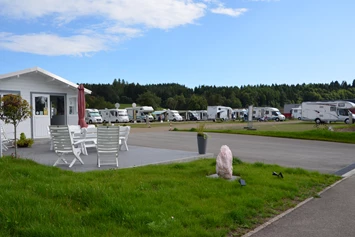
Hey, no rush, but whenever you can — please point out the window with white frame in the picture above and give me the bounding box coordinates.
[68,97,77,115]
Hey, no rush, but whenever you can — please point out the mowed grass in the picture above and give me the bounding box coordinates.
[178,121,355,144]
[0,157,339,237]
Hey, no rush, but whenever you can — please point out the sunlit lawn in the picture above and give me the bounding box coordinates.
[0,157,340,237]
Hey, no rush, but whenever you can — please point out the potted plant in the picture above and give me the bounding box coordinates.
[17,132,34,148]
[196,123,208,154]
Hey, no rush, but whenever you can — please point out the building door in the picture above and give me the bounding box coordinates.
[50,95,66,125]
[32,94,50,138]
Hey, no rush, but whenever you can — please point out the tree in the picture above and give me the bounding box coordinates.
[136,91,161,109]
[165,97,177,110]
[187,95,208,110]
[174,94,186,110]
[0,94,32,158]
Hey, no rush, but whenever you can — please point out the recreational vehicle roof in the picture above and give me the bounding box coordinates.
[302,101,355,109]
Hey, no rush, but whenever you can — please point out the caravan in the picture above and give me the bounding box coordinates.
[126,106,154,122]
[99,109,129,123]
[291,107,302,120]
[167,110,183,121]
[253,107,285,121]
[207,106,233,121]
[152,110,183,121]
[194,110,208,121]
[179,111,200,121]
[301,101,355,124]
[233,109,247,120]
[85,109,103,124]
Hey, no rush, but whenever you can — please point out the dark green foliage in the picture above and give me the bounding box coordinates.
[81,79,355,111]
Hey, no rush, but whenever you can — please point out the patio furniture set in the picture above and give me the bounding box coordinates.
[48,125,131,168]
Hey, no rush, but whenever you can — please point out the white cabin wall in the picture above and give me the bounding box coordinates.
[0,72,79,139]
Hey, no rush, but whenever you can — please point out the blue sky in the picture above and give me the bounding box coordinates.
[1,0,355,88]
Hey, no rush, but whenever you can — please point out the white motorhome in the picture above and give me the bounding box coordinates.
[207,106,233,121]
[126,106,154,122]
[85,109,103,124]
[253,107,285,121]
[167,110,183,121]
[179,111,200,121]
[233,109,247,120]
[291,107,302,120]
[194,110,208,121]
[99,109,129,123]
[301,101,355,124]
[152,110,183,121]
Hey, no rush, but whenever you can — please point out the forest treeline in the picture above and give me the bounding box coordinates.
[83,79,355,111]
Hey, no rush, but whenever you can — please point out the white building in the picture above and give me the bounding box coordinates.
[0,67,91,139]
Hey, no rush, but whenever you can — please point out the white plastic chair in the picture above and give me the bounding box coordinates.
[49,125,85,168]
[119,126,130,151]
[69,125,82,141]
[48,126,54,151]
[1,124,14,151]
[96,126,121,167]
[80,127,97,155]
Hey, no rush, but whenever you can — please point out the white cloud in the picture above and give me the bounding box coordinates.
[0,33,110,56]
[211,7,247,17]
[0,0,207,29]
[0,0,247,56]
[105,26,143,38]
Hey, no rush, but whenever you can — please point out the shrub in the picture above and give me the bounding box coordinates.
[17,133,34,148]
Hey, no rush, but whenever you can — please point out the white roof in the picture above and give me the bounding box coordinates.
[0,67,92,94]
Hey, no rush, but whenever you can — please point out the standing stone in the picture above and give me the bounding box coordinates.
[216,145,233,179]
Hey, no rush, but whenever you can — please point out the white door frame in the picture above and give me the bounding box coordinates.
[32,94,51,138]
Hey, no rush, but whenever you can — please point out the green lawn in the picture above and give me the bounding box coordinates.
[181,122,355,144]
[0,157,339,237]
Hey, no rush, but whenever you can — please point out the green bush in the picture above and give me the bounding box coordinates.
[16,133,34,148]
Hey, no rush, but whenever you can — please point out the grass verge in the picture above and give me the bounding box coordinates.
[0,157,339,237]
[179,124,355,144]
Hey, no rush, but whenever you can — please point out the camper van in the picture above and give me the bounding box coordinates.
[301,101,355,124]
[167,110,183,121]
[99,109,129,123]
[291,107,302,120]
[253,107,285,121]
[179,111,200,121]
[194,110,208,121]
[85,109,103,124]
[207,106,233,121]
[233,109,247,120]
[152,110,183,121]
[126,106,154,122]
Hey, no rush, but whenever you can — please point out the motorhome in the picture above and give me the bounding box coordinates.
[194,110,208,121]
[126,106,154,122]
[291,107,302,120]
[99,109,129,123]
[253,107,285,121]
[85,109,103,124]
[152,110,183,121]
[301,101,355,124]
[233,109,247,120]
[207,106,233,121]
[167,110,183,121]
[179,111,200,121]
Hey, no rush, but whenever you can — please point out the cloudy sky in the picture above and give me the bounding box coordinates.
[1,0,354,88]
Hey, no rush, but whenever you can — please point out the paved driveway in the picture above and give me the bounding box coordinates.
[129,131,355,174]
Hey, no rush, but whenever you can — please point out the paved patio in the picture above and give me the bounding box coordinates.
[2,140,213,172]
